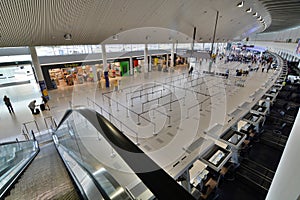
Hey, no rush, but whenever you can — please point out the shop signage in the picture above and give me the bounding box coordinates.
[63,63,81,68]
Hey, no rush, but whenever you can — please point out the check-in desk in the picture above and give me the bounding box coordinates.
[261,94,275,105]
[200,144,232,172]
[251,104,268,116]
[189,160,208,187]
[219,128,247,149]
[242,112,265,133]
[272,84,283,91]
[266,87,279,99]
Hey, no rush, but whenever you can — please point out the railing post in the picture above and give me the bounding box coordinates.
[169,95,172,111]
[108,96,111,106]
[34,120,40,135]
[168,116,172,127]
[153,123,157,135]
[137,115,141,125]
[31,130,36,141]
[136,133,140,146]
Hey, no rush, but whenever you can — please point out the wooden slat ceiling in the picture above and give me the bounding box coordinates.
[0,0,298,47]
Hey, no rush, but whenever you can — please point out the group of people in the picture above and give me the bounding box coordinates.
[28,96,50,115]
[2,95,50,115]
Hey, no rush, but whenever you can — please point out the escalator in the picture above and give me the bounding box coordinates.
[52,107,196,200]
[1,133,80,200]
[1,107,196,199]
[4,142,80,200]
[235,158,275,196]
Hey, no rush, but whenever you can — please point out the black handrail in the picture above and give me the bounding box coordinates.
[55,107,195,200]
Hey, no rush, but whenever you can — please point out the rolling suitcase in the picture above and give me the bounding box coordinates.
[35,108,40,114]
[40,103,46,111]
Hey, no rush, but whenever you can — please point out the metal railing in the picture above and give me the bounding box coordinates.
[87,97,142,145]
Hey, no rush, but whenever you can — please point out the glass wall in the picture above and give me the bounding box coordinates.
[34,43,228,57]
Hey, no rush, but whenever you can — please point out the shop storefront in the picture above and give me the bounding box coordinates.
[42,61,103,89]
[107,58,130,77]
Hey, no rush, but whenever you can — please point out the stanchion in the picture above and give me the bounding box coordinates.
[135,133,140,146]
[137,115,141,125]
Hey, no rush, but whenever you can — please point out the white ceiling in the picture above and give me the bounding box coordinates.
[0,0,285,47]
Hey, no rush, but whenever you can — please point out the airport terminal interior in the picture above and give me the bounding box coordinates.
[0,1,300,200]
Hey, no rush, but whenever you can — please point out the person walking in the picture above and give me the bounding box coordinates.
[188,66,194,75]
[266,64,271,73]
[3,95,14,113]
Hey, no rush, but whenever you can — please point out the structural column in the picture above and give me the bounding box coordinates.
[171,43,175,67]
[149,55,152,71]
[101,44,108,72]
[92,65,98,81]
[29,46,49,98]
[166,53,169,68]
[102,44,110,88]
[129,56,134,75]
[144,44,149,73]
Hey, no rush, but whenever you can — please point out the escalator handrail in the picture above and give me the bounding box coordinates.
[0,140,34,146]
[0,140,39,199]
[55,107,195,200]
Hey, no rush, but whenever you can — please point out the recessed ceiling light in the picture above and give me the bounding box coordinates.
[257,16,262,20]
[112,34,119,40]
[253,12,258,17]
[246,8,252,13]
[64,33,72,40]
[237,1,244,7]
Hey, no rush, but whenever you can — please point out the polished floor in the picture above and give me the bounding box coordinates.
[0,58,279,199]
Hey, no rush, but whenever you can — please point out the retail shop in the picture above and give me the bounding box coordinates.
[107,58,130,76]
[42,61,103,89]
[42,59,131,90]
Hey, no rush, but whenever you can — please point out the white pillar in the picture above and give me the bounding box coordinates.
[149,55,152,71]
[101,44,108,71]
[29,46,43,81]
[202,43,205,51]
[92,65,97,81]
[166,53,169,68]
[144,44,149,73]
[129,56,133,75]
[29,46,50,96]
[171,43,175,67]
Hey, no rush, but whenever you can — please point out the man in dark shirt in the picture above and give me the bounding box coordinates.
[3,95,14,113]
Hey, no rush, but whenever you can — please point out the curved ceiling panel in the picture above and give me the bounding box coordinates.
[0,0,274,47]
[258,0,300,32]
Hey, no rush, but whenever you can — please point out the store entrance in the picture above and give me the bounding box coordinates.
[48,64,103,89]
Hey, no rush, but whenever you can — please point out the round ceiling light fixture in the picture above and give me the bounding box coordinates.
[64,33,72,40]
